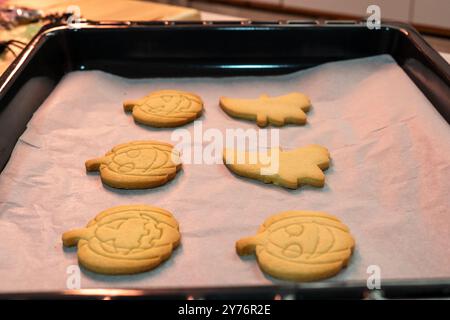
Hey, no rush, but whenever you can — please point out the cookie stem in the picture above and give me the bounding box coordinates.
[85,157,106,171]
[123,100,137,112]
[62,227,95,246]
[236,233,265,256]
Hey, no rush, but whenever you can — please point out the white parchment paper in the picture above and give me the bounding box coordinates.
[1,55,449,292]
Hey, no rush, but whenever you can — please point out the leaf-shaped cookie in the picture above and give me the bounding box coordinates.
[220,92,311,127]
[223,144,330,189]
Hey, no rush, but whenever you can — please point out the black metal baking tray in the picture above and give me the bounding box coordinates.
[0,20,449,299]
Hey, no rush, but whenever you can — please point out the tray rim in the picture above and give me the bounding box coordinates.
[1,277,450,299]
[0,20,449,299]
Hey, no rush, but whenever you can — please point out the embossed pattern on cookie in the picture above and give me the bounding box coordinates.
[236,211,355,282]
[124,90,203,127]
[85,140,181,189]
[62,205,181,275]
[223,144,330,189]
[220,92,311,127]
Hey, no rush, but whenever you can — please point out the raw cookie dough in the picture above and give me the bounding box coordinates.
[62,205,181,275]
[220,92,311,127]
[236,211,355,281]
[85,140,181,189]
[124,90,203,127]
[223,144,330,189]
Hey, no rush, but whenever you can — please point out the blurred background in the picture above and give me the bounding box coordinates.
[156,0,450,53]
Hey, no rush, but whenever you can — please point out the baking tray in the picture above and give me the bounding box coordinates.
[0,20,449,299]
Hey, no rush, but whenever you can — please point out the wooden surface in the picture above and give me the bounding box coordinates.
[7,0,201,21]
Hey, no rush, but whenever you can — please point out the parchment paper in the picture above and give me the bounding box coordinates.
[1,55,449,292]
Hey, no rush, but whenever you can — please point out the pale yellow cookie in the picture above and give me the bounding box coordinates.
[236,211,355,282]
[220,92,311,127]
[85,140,181,189]
[223,144,330,189]
[124,90,203,127]
[62,205,181,275]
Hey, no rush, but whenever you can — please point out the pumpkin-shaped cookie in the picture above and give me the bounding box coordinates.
[124,90,203,127]
[62,205,181,275]
[236,211,355,281]
[85,140,181,189]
